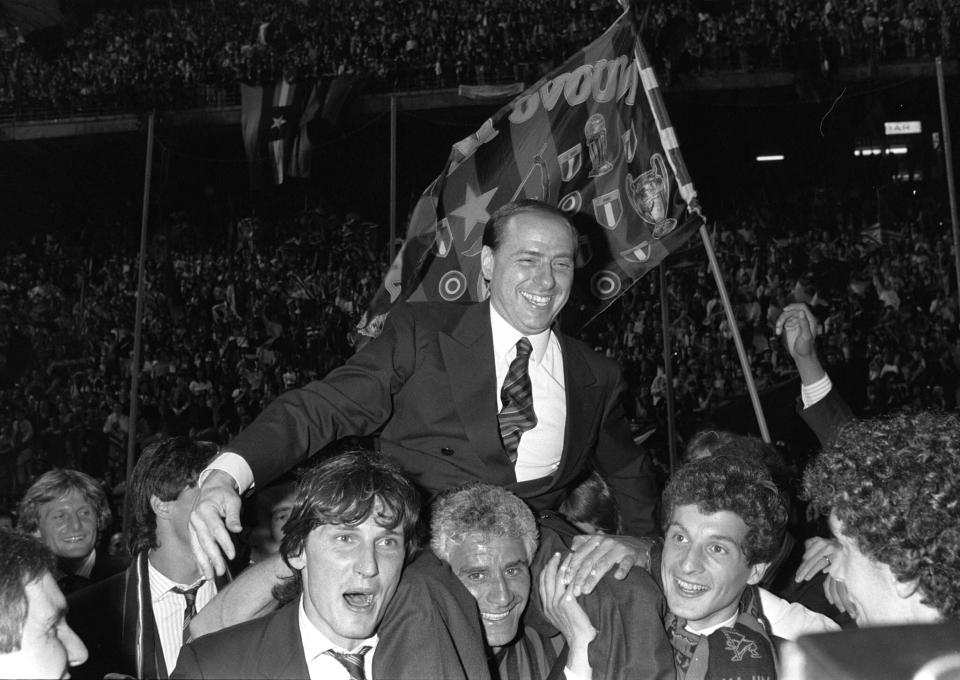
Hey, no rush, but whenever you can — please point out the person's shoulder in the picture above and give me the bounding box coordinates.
[188,600,296,656]
[556,331,622,374]
[384,300,482,334]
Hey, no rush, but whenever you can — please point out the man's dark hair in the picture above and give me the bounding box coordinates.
[663,453,787,565]
[804,411,960,620]
[558,470,622,535]
[0,529,57,653]
[18,469,111,535]
[482,199,577,252]
[274,452,421,603]
[127,437,219,555]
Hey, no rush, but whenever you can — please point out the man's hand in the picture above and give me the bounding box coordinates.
[540,552,596,680]
[794,536,838,583]
[189,470,243,580]
[775,303,826,385]
[561,534,653,596]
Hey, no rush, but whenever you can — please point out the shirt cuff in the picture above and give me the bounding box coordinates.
[800,374,832,410]
[199,452,255,493]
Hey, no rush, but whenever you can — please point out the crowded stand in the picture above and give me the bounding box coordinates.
[3,0,960,116]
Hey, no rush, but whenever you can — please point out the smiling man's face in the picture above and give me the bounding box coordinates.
[35,490,98,561]
[481,210,576,336]
[447,534,531,650]
[289,501,405,650]
[661,504,767,632]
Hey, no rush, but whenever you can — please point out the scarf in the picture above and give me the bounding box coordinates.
[664,585,778,680]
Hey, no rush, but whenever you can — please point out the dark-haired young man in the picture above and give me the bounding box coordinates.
[172,451,422,679]
[68,437,222,679]
[655,454,836,680]
[804,411,960,626]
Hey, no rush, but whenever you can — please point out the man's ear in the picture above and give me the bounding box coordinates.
[480,245,494,281]
[150,495,168,518]
[287,549,306,571]
[747,562,770,586]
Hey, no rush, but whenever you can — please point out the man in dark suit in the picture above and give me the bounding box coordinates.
[190,199,657,576]
[68,438,224,680]
[172,452,421,680]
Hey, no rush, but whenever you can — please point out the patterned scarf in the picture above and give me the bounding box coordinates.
[664,585,779,680]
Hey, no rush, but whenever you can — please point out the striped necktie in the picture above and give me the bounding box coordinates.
[325,646,371,680]
[498,337,538,463]
[172,583,202,645]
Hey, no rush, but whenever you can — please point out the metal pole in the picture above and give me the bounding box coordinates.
[124,110,155,537]
[658,264,678,474]
[389,95,398,262]
[700,224,771,443]
[936,57,960,330]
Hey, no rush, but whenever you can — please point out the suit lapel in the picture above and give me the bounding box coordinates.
[439,302,510,475]
[256,602,310,678]
[558,334,600,479]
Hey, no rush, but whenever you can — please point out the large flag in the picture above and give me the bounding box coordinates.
[240,76,359,187]
[359,7,702,338]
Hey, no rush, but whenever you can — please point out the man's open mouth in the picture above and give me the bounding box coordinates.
[343,592,376,609]
[674,577,709,595]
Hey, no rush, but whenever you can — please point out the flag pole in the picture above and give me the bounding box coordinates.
[700,224,771,442]
[658,264,678,472]
[124,109,155,538]
[936,57,960,331]
[628,5,770,442]
[389,95,398,263]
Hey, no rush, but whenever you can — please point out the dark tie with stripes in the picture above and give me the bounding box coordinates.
[325,646,371,680]
[498,337,538,463]
[172,584,201,645]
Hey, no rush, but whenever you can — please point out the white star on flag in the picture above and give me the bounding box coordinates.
[450,185,498,242]
[271,116,287,130]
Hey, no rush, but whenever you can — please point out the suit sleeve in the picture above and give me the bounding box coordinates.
[594,371,660,537]
[225,303,418,486]
[798,388,854,448]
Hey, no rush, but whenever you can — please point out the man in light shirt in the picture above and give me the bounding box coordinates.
[173,452,420,680]
[68,438,222,679]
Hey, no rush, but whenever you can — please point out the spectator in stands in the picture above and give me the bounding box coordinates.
[804,411,960,625]
[17,469,123,594]
[68,437,223,680]
[0,529,88,679]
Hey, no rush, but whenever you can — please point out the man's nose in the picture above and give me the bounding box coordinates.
[354,543,380,578]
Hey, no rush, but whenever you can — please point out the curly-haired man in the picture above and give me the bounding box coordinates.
[804,411,960,625]
[657,453,836,680]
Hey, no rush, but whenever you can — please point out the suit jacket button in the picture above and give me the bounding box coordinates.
[440,447,454,456]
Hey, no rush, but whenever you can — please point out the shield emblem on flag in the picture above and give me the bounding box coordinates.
[558,144,583,182]
[620,241,651,263]
[622,122,637,164]
[592,190,623,230]
[432,218,453,258]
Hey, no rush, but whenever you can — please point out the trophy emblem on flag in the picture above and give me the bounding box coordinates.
[585,113,614,178]
[626,153,677,239]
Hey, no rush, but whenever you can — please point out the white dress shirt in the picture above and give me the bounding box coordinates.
[147,559,216,673]
[298,597,378,680]
[685,588,839,640]
[204,305,569,491]
[489,306,566,482]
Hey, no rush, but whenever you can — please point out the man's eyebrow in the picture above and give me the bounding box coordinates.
[504,558,529,569]
[456,564,489,574]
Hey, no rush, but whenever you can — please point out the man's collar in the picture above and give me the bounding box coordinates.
[489,305,552,365]
[298,596,379,659]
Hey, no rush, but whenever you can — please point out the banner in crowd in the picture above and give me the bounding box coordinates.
[240,76,358,187]
[359,7,703,338]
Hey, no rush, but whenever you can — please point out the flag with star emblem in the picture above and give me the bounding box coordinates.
[359,6,703,337]
[241,77,360,187]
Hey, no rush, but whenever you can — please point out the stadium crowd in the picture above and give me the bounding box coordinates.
[0,194,957,680]
[3,0,960,115]
[2,184,958,525]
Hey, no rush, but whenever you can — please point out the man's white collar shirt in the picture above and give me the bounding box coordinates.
[490,306,566,482]
[147,559,216,673]
[298,597,379,680]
